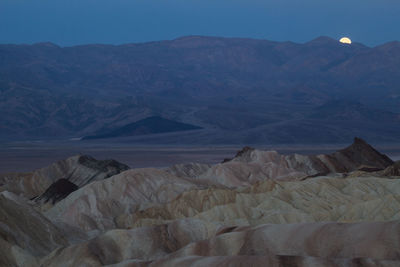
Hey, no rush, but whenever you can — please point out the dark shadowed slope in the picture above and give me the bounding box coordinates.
[0,154,129,200]
[83,116,202,140]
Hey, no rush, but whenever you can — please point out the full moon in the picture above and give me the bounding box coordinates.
[339,37,352,44]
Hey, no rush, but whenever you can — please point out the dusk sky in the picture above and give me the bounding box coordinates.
[0,0,399,47]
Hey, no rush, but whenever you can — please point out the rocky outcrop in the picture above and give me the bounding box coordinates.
[332,137,394,171]
[0,155,129,199]
[0,139,399,266]
[382,161,400,176]
[41,139,398,232]
[33,179,79,210]
[167,163,211,179]
[44,155,130,187]
[193,137,394,187]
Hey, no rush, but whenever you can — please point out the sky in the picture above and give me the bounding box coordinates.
[0,0,399,47]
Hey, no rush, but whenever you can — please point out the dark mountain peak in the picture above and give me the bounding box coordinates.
[223,140,393,174]
[306,36,338,46]
[174,35,211,41]
[171,35,228,48]
[374,41,400,52]
[352,137,368,145]
[335,137,394,170]
[31,154,130,205]
[349,42,369,49]
[32,42,60,48]
[170,35,277,48]
[77,155,130,173]
[47,154,129,187]
[223,146,255,162]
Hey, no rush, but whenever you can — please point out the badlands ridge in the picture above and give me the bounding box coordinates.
[1,138,400,266]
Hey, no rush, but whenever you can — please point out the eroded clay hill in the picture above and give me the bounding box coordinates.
[0,138,399,266]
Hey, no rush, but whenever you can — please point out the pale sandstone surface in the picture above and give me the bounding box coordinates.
[40,176,400,266]
[41,219,221,266]
[42,220,400,266]
[0,139,399,266]
[45,168,202,231]
[47,173,400,231]
[109,256,400,267]
[171,221,400,260]
[0,192,69,255]
[0,236,39,267]
[0,191,74,266]
[167,163,211,179]
[123,177,400,229]
[44,139,395,232]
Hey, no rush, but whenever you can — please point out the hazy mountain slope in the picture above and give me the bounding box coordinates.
[1,36,400,143]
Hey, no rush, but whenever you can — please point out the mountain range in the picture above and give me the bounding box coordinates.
[1,36,400,143]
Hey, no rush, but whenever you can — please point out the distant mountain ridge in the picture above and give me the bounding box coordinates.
[1,36,400,143]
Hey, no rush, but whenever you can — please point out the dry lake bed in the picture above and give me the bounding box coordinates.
[1,141,400,173]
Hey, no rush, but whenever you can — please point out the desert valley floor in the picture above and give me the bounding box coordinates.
[1,141,400,173]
